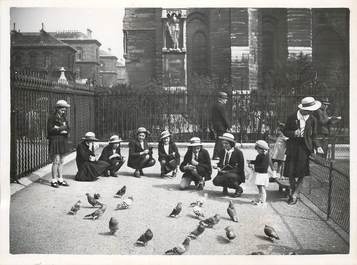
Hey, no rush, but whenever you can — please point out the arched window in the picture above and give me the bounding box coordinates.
[43,53,51,68]
[76,47,83,60]
[29,52,38,68]
[191,31,208,75]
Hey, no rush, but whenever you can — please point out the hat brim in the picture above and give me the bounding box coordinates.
[82,137,99,141]
[218,136,236,143]
[188,143,202,147]
[109,140,122,144]
[255,144,269,150]
[56,104,70,108]
[298,100,321,111]
[160,134,171,140]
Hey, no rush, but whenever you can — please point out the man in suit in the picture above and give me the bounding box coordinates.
[211,91,230,160]
[99,135,125,177]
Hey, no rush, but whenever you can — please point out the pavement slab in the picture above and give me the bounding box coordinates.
[10,146,349,255]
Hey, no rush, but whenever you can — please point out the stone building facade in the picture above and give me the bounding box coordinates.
[98,48,118,87]
[123,8,349,95]
[10,28,76,81]
[52,29,101,85]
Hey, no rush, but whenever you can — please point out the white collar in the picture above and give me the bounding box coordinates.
[297,110,309,120]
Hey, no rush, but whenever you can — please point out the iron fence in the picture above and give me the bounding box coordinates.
[301,152,349,233]
[11,73,95,181]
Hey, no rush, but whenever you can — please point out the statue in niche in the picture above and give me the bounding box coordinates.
[166,13,181,51]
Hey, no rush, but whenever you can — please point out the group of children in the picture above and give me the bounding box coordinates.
[73,125,288,206]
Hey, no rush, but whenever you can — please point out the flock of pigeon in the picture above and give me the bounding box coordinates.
[67,186,281,255]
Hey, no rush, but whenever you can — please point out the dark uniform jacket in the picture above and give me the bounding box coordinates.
[217,147,245,182]
[284,112,320,154]
[158,141,180,164]
[47,113,69,138]
[76,141,95,170]
[99,144,123,162]
[314,108,331,136]
[180,148,212,180]
[127,139,153,168]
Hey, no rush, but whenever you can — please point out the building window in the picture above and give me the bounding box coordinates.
[96,48,99,61]
[29,52,38,68]
[192,31,208,75]
[43,53,51,68]
[13,53,23,67]
[76,47,83,60]
[123,30,128,55]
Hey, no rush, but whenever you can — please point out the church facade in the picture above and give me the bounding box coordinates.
[123,8,349,95]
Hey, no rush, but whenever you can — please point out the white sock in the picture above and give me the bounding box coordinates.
[51,178,58,183]
[57,177,64,183]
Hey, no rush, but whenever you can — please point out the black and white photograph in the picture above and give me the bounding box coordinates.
[0,0,355,264]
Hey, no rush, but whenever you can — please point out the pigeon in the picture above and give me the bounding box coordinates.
[200,214,220,228]
[190,193,208,207]
[115,185,126,198]
[68,200,81,215]
[136,229,153,246]
[93,193,100,200]
[84,204,107,220]
[188,223,205,239]
[227,200,238,222]
[116,196,134,210]
[169,202,182,217]
[86,193,103,207]
[264,225,280,242]
[192,205,205,219]
[225,226,236,240]
[251,251,265,255]
[109,217,119,235]
[165,237,191,255]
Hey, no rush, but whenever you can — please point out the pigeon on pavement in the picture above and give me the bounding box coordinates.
[169,202,182,217]
[200,214,220,228]
[116,196,134,210]
[225,226,236,240]
[192,205,205,219]
[109,217,119,235]
[264,225,280,242]
[188,223,205,239]
[165,237,191,255]
[84,204,106,220]
[115,185,126,198]
[136,229,153,246]
[227,200,238,222]
[86,193,103,207]
[190,193,208,207]
[251,251,265,255]
[68,200,81,215]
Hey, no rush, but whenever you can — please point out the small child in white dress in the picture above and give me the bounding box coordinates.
[248,140,270,206]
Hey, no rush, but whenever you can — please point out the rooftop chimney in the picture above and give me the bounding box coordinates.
[41,22,44,31]
[87,28,92,38]
[13,23,16,31]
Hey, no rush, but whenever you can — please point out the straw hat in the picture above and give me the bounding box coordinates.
[82,132,98,141]
[188,137,202,147]
[217,91,228,99]
[298,97,321,111]
[109,135,123,144]
[255,140,269,151]
[56,99,70,108]
[160,130,171,140]
[137,127,149,135]
[219,132,236,143]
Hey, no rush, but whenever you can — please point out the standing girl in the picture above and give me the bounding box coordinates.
[249,140,270,206]
[270,122,288,179]
[47,100,70,188]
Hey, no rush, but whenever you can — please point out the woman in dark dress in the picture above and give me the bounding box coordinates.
[212,133,245,197]
[179,137,211,190]
[127,127,156,178]
[158,130,180,178]
[47,100,70,188]
[75,132,110,181]
[284,97,324,205]
[99,134,125,177]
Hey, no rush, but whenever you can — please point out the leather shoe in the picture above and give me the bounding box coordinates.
[58,180,69,186]
[288,197,298,205]
[134,170,141,178]
[222,187,228,195]
[51,181,59,188]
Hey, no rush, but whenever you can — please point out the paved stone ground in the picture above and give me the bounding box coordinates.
[10,146,349,255]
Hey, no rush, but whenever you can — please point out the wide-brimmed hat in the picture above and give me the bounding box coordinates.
[82,132,98,141]
[219,132,236,143]
[160,130,171,140]
[298,97,321,111]
[217,91,228,99]
[188,137,202,147]
[109,135,123,144]
[320,97,331,105]
[56,99,70,108]
[255,140,269,151]
[137,127,149,135]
